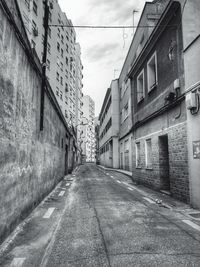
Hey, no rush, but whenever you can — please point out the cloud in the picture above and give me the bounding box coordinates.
[88,0,139,24]
[86,43,120,62]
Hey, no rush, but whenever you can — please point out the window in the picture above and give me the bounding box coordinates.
[137,69,145,103]
[31,39,36,49]
[32,20,37,31]
[33,1,37,15]
[25,0,30,10]
[47,59,50,70]
[65,83,68,92]
[61,48,64,57]
[147,52,157,92]
[56,72,59,81]
[48,27,51,38]
[57,42,60,52]
[145,139,153,168]
[47,43,51,54]
[56,87,59,96]
[60,62,63,71]
[57,28,60,38]
[48,11,52,22]
[60,91,63,100]
[66,44,69,53]
[123,102,129,121]
[136,142,141,168]
[60,76,63,85]
[61,35,64,44]
[66,57,68,65]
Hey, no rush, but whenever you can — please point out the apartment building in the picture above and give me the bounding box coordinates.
[81,95,95,162]
[18,0,83,126]
[99,80,120,168]
[118,0,169,173]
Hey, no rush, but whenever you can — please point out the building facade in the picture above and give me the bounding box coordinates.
[81,95,95,162]
[118,0,168,172]
[128,1,189,203]
[18,0,83,127]
[182,0,200,208]
[99,80,120,168]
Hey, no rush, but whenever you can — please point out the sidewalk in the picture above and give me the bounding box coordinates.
[0,167,79,267]
[98,165,200,226]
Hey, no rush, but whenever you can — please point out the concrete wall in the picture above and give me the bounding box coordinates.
[0,2,70,243]
[182,0,200,208]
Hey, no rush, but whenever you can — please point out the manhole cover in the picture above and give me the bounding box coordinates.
[189,213,200,218]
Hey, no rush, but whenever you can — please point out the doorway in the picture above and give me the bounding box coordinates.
[159,135,170,191]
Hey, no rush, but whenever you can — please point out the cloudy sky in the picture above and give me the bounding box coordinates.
[58,0,150,116]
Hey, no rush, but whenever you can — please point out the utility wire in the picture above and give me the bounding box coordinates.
[48,24,178,29]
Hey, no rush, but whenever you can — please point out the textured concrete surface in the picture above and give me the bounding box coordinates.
[0,1,68,244]
[1,164,200,267]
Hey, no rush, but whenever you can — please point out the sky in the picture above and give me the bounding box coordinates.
[58,0,150,116]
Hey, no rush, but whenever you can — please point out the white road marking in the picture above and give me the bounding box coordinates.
[182,220,200,232]
[10,258,26,267]
[106,173,109,175]
[122,182,128,185]
[110,176,114,178]
[128,187,133,191]
[117,180,121,184]
[143,197,155,204]
[43,208,55,219]
[66,183,70,186]
[58,191,65,197]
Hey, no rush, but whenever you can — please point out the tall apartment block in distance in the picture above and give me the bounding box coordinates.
[81,95,95,162]
[18,0,83,127]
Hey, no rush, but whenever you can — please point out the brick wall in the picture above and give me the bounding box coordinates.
[0,2,69,243]
[132,109,189,203]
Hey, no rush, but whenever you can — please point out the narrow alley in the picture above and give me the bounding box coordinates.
[1,164,200,267]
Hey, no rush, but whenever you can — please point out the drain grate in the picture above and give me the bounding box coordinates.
[189,213,200,219]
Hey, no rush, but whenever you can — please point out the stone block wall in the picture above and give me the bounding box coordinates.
[132,111,189,203]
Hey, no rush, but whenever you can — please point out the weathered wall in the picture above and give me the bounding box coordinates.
[132,104,189,203]
[0,2,69,243]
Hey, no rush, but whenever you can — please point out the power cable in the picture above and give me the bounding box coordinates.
[48,24,178,29]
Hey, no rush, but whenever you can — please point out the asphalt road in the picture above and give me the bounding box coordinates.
[1,163,200,267]
[43,164,200,267]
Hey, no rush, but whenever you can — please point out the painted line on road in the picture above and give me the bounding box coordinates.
[117,180,122,184]
[43,208,55,219]
[128,187,133,191]
[143,197,155,204]
[182,220,200,232]
[110,175,114,178]
[122,182,128,185]
[58,191,65,197]
[66,183,70,186]
[10,258,26,267]
[106,173,109,175]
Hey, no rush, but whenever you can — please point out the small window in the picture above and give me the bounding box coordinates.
[46,59,50,70]
[60,77,63,85]
[25,0,30,10]
[61,48,64,57]
[57,42,60,52]
[48,27,51,38]
[33,1,38,15]
[137,70,145,103]
[47,43,51,54]
[136,142,141,168]
[145,139,153,168]
[147,52,157,92]
[56,72,59,81]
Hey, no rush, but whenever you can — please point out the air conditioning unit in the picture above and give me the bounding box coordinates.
[186,92,197,110]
